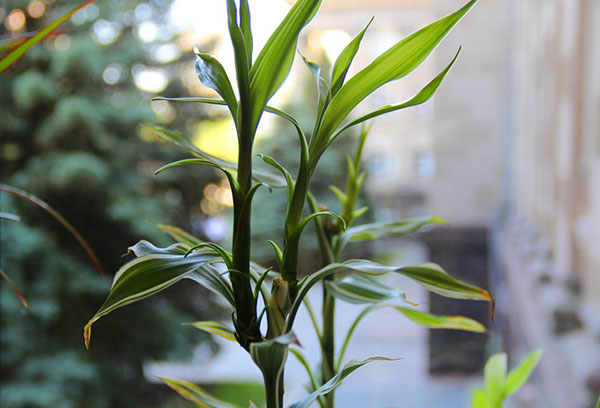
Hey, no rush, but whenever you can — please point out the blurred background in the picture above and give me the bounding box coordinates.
[1,0,599,407]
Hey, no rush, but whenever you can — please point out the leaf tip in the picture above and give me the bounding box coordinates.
[83,318,97,350]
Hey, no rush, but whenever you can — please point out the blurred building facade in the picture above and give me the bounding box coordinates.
[494,0,600,407]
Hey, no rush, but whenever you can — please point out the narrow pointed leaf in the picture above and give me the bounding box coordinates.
[337,216,448,251]
[288,357,396,408]
[288,259,490,330]
[240,0,253,61]
[505,349,542,396]
[226,0,251,126]
[301,55,329,115]
[0,212,20,222]
[330,17,373,95]
[0,0,95,73]
[484,353,507,408]
[0,269,28,309]
[329,48,461,143]
[259,154,295,202]
[393,307,486,332]
[84,242,233,349]
[249,0,322,129]
[391,262,491,301]
[329,185,347,204]
[185,321,236,342]
[149,126,286,188]
[471,389,491,408]
[314,0,477,156]
[161,377,240,408]
[129,240,188,256]
[154,158,242,205]
[195,53,238,118]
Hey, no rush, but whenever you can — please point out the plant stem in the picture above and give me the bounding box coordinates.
[264,374,280,408]
[231,105,261,349]
[309,194,338,408]
[321,286,336,408]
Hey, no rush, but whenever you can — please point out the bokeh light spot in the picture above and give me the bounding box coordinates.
[6,9,26,32]
[27,0,45,18]
[92,19,121,45]
[132,64,169,93]
[103,63,124,85]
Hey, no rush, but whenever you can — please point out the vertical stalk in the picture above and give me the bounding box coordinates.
[264,374,280,408]
[231,97,261,349]
[321,287,336,408]
[308,194,337,408]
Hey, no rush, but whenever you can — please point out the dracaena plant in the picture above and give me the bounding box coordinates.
[84,1,492,407]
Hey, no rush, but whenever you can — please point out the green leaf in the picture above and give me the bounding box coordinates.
[0,0,95,73]
[161,377,240,408]
[288,357,395,408]
[330,17,373,96]
[226,0,251,138]
[155,158,242,207]
[484,353,507,408]
[249,0,322,130]
[337,216,448,251]
[471,389,491,408]
[130,240,189,256]
[596,396,600,408]
[194,52,238,119]
[185,242,234,269]
[84,242,233,349]
[393,307,486,332]
[329,185,347,205]
[329,48,461,144]
[287,259,491,330]
[259,154,295,202]
[0,212,20,222]
[325,275,405,305]
[240,0,253,60]
[184,321,237,342]
[0,268,28,310]
[313,0,477,159]
[505,349,543,397]
[391,262,491,301]
[300,55,329,116]
[149,126,287,188]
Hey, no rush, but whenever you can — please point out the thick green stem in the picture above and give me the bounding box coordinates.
[259,353,285,408]
[231,100,262,349]
[264,373,280,408]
